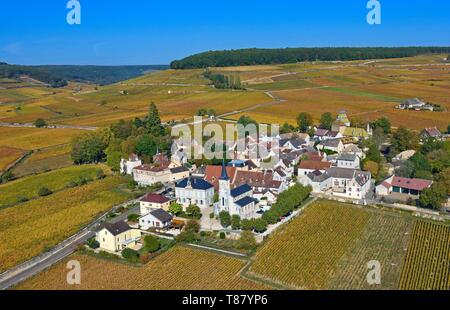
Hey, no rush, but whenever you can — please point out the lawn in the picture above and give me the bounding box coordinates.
[0,175,131,272]
[15,246,268,290]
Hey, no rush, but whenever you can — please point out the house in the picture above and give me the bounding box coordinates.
[314,129,343,141]
[133,164,171,186]
[175,177,215,208]
[120,154,142,175]
[421,127,442,140]
[253,189,277,205]
[376,176,433,197]
[216,163,258,219]
[139,208,173,230]
[336,153,360,169]
[96,222,141,253]
[297,160,331,176]
[204,165,238,191]
[326,167,372,200]
[299,170,332,193]
[393,150,416,162]
[343,144,365,159]
[317,138,344,153]
[140,193,171,215]
[233,170,286,194]
[398,98,431,110]
[169,166,190,182]
[341,126,369,140]
[280,137,306,151]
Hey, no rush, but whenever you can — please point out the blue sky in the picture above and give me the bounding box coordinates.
[1,0,449,65]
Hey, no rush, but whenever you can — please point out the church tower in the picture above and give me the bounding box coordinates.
[219,160,231,212]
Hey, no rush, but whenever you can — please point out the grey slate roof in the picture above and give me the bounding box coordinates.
[307,170,331,183]
[98,221,131,236]
[337,153,358,161]
[235,196,258,207]
[176,177,214,190]
[170,166,189,174]
[320,138,341,148]
[231,184,252,197]
[150,208,173,223]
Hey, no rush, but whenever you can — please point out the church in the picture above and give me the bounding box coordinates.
[216,161,259,219]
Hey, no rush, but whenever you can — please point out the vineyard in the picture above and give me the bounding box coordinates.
[0,146,26,172]
[16,246,268,290]
[399,221,450,290]
[0,164,107,208]
[328,213,414,289]
[0,176,131,272]
[249,200,371,289]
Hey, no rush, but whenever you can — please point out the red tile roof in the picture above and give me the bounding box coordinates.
[391,176,433,191]
[298,160,331,171]
[204,165,237,190]
[141,193,170,204]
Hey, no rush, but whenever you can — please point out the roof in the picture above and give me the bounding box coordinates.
[337,153,358,161]
[234,170,282,190]
[134,164,170,173]
[343,144,362,154]
[307,170,331,183]
[176,177,214,190]
[315,128,329,137]
[219,160,230,180]
[390,176,433,191]
[422,127,441,138]
[403,98,426,106]
[326,167,360,180]
[149,208,173,222]
[141,193,170,204]
[98,221,131,236]
[235,196,258,207]
[320,138,342,148]
[299,160,331,171]
[342,127,368,138]
[231,184,252,197]
[204,165,237,190]
[170,166,189,174]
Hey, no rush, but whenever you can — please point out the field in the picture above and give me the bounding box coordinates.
[0,175,131,272]
[1,55,448,130]
[0,146,26,172]
[15,246,267,290]
[11,144,73,178]
[0,127,82,150]
[0,164,107,208]
[249,200,422,290]
[399,221,450,290]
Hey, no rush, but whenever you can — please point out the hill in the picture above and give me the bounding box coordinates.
[0,63,169,87]
[170,47,450,69]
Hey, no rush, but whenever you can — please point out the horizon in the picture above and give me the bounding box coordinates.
[1,0,450,65]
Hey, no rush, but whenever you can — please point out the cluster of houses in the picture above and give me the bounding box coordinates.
[96,111,446,254]
[396,98,438,112]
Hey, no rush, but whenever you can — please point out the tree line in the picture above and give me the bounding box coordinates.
[171,47,450,69]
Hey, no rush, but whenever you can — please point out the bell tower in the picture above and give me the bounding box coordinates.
[219,160,230,212]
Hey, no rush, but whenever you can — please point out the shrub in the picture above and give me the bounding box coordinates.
[38,187,53,197]
[144,235,160,253]
[127,213,140,223]
[86,237,100,249]
[254,218,268,233]
[34,118,47,128]
[139,253,151,264]
[185,220,200,233]
[66,181,78,188]
[241,219,255,231]
[209,212,215,219]
[16,195,29,203]
[236,231,257,251]
[95,169,106,180]
[168,202,183,215]
[121,248,140,262]
[231,214,241,230]
[186,204,202,219]
[219,232,226,239]
[175,230,199,243]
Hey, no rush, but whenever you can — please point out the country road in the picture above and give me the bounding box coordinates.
[0,122,98,131]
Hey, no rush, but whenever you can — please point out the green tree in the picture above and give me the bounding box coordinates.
[71,131,107,164]
[419,183,447,210]
[231,214,241,230]
[219,211,231,228]
[135,135,157,157]
[280,122,295,134]
[34,118,47,128]
[296,112,313,133]
[95,168,105,180]
[372,117,391,134]
[146,103,164,136]
[168,203,183,216]
[186,204,201,219]
[253,218,268,233]
[127,213,140,222]
[392,127,420,153]
[319,112,333,130]
[144,235,160,253]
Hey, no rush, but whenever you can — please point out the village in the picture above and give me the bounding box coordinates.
[92,110,449,258]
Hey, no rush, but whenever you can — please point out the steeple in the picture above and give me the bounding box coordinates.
[219,159,229,180]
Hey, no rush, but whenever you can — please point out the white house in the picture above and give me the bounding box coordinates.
[140,193,171,215]
[327,167,372,200]
[376,176,433,198]
[133,165,171,186]
[299,170,332,193]
[216,163,258,220]
[120,154,142,175]
[336,153,360,169]
[139,208,173,230]
[175,177,215,208]
[317,138,344,153]
[297,160,331,176]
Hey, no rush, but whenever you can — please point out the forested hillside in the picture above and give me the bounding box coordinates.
[171,47,450,69]
[0,63,168,86]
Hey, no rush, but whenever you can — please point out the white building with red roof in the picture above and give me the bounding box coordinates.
[140,193,172,215]
[376,176,433,197]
